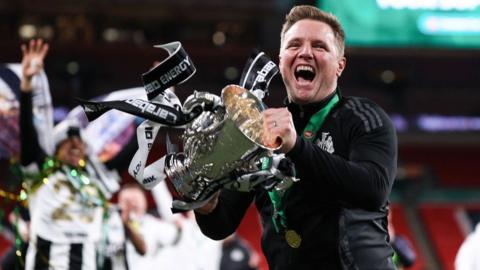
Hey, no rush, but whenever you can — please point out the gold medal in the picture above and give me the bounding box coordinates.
[285,229,302,248]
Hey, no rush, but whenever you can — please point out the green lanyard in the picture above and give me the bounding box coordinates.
[267,93,340,246]
[301,93,339,142]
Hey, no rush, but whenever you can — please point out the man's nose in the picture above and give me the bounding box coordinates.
[299,45,313,59]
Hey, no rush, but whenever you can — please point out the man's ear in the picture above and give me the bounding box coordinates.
[336,57,346,77]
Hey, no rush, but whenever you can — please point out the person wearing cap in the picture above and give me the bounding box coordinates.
[18,39,141,270]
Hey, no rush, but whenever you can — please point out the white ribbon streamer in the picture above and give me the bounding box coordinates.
[128,88,183,190]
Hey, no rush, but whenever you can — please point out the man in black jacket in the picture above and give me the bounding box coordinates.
[195,5,397,269]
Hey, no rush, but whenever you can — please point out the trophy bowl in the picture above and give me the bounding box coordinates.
[165,84,281,206]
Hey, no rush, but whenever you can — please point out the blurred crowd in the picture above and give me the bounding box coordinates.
[0,39,259,270]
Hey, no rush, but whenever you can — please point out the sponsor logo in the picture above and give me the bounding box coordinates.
[125,99,178,123]
[143,175,157,184]
[253,61,276,84]
[144,57,192,93]
[133,161,142,177]
[145,81,161,93]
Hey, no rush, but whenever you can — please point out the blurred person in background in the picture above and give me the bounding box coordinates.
[100,183,180,270]
[19,39,133,270]
[0,205,30,270]
[455,222,480,270]
[150,179,223,270]
[195,5,397,270]
[220,233,259,270]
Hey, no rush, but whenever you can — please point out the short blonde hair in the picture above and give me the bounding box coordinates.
[280,5,345,56]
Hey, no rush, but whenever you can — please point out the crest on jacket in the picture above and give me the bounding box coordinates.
[316,132,334,154]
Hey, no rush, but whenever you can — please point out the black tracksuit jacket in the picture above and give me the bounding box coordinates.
[196,91,398,270]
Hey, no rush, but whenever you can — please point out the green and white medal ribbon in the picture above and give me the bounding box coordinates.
[267,93,340,248]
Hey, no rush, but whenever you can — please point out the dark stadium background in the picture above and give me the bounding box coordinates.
[1,1,479,269]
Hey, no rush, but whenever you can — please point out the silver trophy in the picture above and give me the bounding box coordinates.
[165,84,294,210]
[79,44,298,211]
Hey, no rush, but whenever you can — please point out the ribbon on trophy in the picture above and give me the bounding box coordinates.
[78,42,200,125]
[79,95,194,126]
[239,49,279,100]
[78,43,298,211]
[142,42,196,100]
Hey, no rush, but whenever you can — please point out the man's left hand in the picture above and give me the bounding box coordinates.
[263,108,297,153]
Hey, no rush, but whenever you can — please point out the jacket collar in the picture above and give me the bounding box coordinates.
[286,88,341,118]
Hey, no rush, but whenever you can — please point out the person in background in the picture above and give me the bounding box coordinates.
[98,183,147,270]
[102,183,180,270]
[0,206,30,270]
[150,178,223,270]
[455,222,480,270]
[220,233,259,270]
[19,39,133,270]
[194,5,397,270]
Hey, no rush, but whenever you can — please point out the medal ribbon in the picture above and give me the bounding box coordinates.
[267,93,340,244]
[301,93,339,142]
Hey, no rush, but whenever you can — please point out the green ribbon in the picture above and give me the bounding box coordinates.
[301,93,339,142]
[267,93,340,233]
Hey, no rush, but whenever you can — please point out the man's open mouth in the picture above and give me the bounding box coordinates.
[294,65,315,82]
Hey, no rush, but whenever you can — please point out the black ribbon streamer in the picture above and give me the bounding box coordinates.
[78,98,201,126]
[142,42,196,100]
[239,50,279,94]
[77,41,199,126]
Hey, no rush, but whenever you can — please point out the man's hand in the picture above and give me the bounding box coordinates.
[194,191,220,215]
[119,206,147,255]
[20,39,49,92]
[263,108,297,153]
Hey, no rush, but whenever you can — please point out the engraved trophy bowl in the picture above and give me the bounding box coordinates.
[191,84,281,178]
[165,84,282,204]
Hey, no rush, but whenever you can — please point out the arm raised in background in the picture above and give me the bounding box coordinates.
[19,39,49,167]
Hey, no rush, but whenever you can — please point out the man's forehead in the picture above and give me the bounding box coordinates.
[284,19,335,41]
[282,21,337,52]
